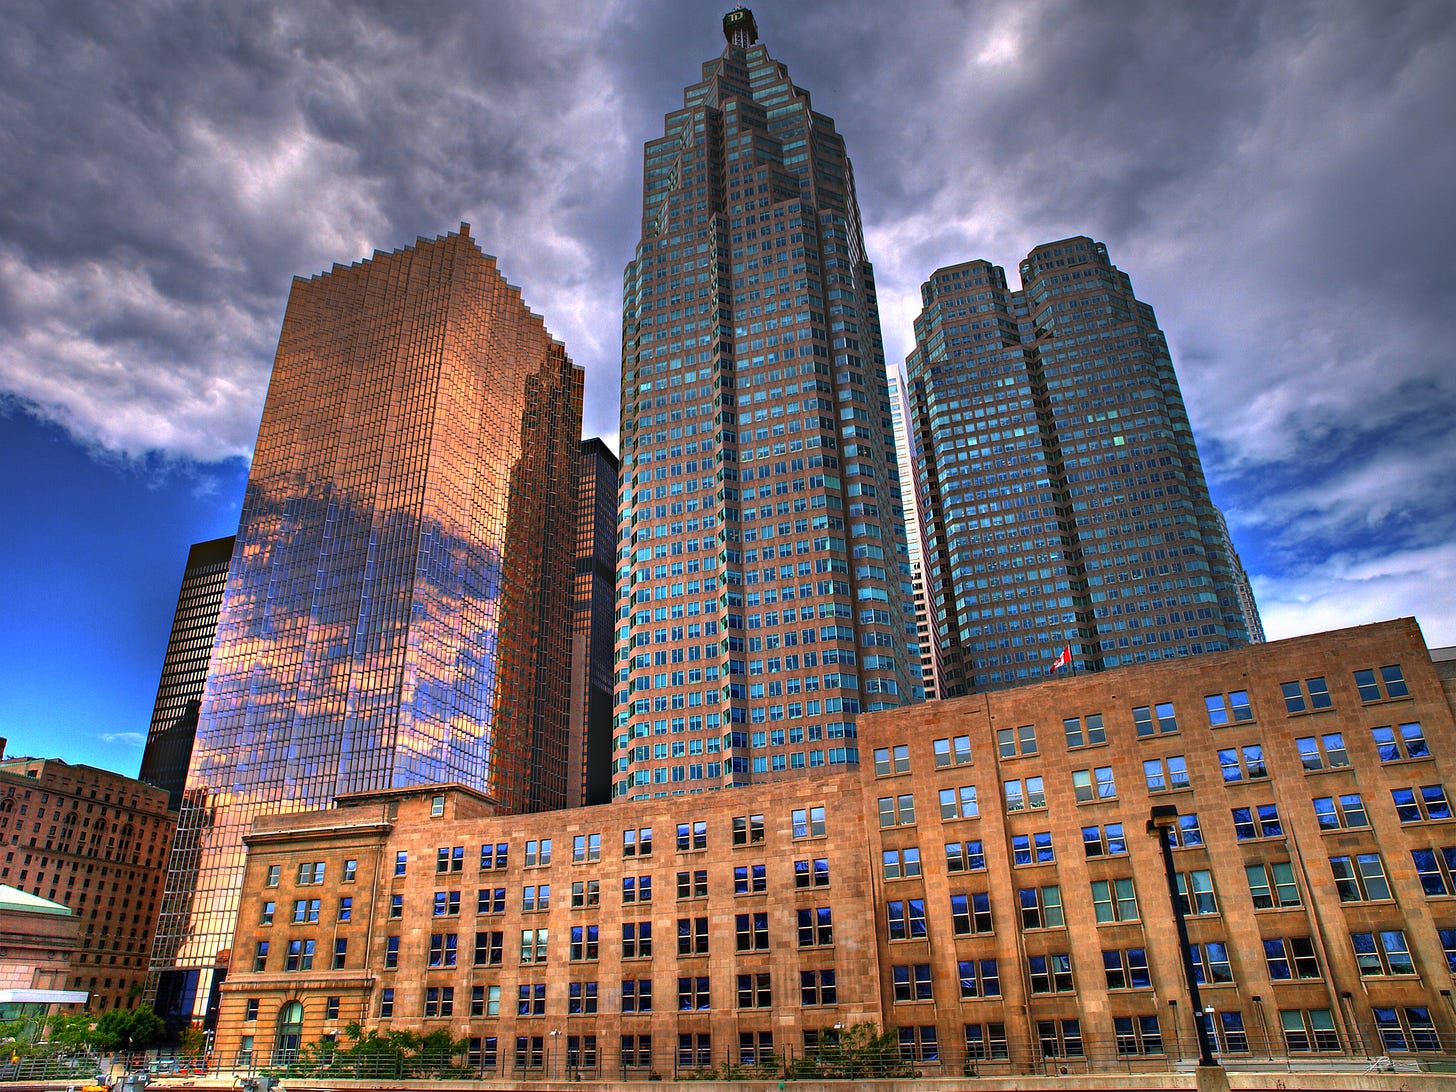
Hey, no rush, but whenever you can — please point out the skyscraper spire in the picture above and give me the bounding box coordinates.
[723,8,758,48]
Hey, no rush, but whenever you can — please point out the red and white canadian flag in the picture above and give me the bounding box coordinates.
[1049,643,1073,674]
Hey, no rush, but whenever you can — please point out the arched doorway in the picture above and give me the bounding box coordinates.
[274,1001,304,1064]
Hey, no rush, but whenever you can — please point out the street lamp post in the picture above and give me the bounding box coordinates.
[1148,804,1220,1070]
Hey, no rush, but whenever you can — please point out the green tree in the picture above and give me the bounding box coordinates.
[95,1008,164,1052]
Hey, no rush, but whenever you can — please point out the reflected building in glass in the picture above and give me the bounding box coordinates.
[150,225,583,1027]
[906,237,1254,695]
[614,8,919,799]
[139,535,234,811]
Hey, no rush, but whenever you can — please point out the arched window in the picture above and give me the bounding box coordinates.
[274,1001,304,1064]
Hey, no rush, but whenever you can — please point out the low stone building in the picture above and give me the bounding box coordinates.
[214,618,1456,1074]
[0,885,85,1018]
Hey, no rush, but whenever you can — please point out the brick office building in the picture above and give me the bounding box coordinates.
[214,618,1456,1073]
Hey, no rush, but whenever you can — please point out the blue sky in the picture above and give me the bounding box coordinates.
[2,0,1454,774]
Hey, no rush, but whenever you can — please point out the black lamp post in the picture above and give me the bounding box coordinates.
[1147,803,1219,1069]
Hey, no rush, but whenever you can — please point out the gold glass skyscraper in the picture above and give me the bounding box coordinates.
[150,226,583,1026]
[614,10,918,799]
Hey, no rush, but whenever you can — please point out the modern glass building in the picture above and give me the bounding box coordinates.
[906,237,1254,695]
[613,8,918,799]
[569,438,620,807]
[149,225,583,1027]
[139,535,234,811]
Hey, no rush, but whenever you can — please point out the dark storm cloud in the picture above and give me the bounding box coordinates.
[1,0,1454,640]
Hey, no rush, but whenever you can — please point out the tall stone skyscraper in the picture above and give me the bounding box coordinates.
[139,535,234,810]
[150,226,583,1027]
[907,237,1253,695]
[614,9,918,799]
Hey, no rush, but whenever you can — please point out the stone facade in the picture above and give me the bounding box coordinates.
[215,618,1456,1073]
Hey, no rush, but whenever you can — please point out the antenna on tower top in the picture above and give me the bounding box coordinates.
[723,7,758,47]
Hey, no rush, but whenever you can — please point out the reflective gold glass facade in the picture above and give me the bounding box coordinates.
[615,13,918,799]
[150,226,583,1025]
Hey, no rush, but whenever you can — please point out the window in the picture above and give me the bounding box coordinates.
[522,884,550,912]
[570,924,599,961]
[735,912,769,951]
[1313,793,1368,830]
[797,906,833,947]
[473,931,503,966]
[1001,778,1042,812]
[568,980,598,1014]
[1064,714,1105,748]
[378,988,394,1018]
[793,806,826,838]
[677,976,711,1010]
[957,959,1001,998]
[436,846,464,873]
[945,840,986,872]
[1103,947,1151,989]
[933,735,972,767]
[1330,854,1391,901]
[519,928,548,964]
[1281,1009,1339,1052]
[480,842,508,870]
[621,979,652,1013]
[891,963,933,1002]
[432,890,460,916]
[873,745,910,775]
[285,939,315,971]
[1264,936,1320,979]
[469,984,500,1017]
[524,838,552,866]
[1083,823,1127,857]
[732,813,765,844]
[950,891,992,935]
[260,901,274,925]
[333,937,348,969]
[897,1026,939,1062]
[678,1032,711,1066]
[942,784,981,818]
[1133,702,1178,736]
[1296,733,1350,771]
[1028,953,1074,993]
[243,998,259,1022]
[1232,803,1283,840]
[430,794,445,817]
[1373,722,1430,762]
[1282,677,1333,714]
[571,880,600,908]
[1206,691,1253,726]
[1019,885,1064,928]
[1143,755,1190,792]
[1091,878,1139,923]
[389,894,403,918]
[1189,941,1233,984]
[566,1035,597,1070]
[622,875,652,903]
[1072,766,1116,802]
[423,985,454,1017]
[1411,846,1456,896]
[623,921,652,959]
[1373,1007,1440,1052]
[1012,831,1055,865]
[883,847,922,879]
[1355,665,1409,702]
[886,899,926,940]
[252,941,268,972]
[1114,1015,1163,1055]
[800,969,837,1006]
[1247,861,1301,908]
[677,917,709,955]
[794,857,829,888]
[1176,869,1218,915]
[337,897,352,922]
[1392,784,1453,823]
[676,869,708,899]
[265,864,280,887]
[878,794,916,827]
[1351,930,1415,976]
[736,862,767,893]
[620,1034,652,1068]
[478,887,505,914]
[394,851,407,876]
[383,936,398,968]
[342,857,356,881]
[1440,929,1456,973]
[736,972,772,1008]
[514,1034,544,1069]
[997,723,1038,757]
[296,861,325,885]
[676,821,707,850]
[622,827,653,857]
[1219,745,1267,782]
[965,1023,1009,1061]
[427,933,457,967]
[572,834,601,863]
[517,984,546,1016]
[1037,1019,1083,1058]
